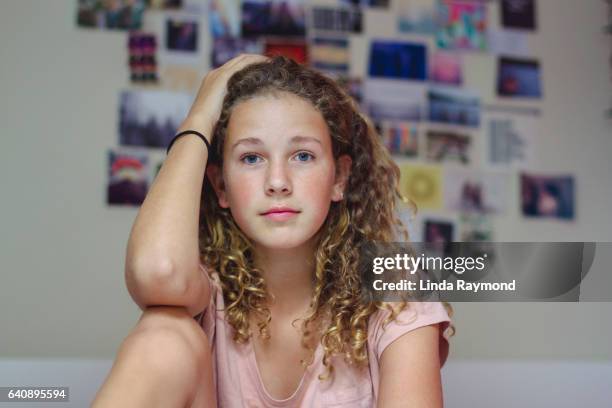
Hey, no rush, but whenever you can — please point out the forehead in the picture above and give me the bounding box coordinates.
[225,92,330,147]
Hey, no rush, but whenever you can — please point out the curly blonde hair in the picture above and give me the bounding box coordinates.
[198,55,454,381]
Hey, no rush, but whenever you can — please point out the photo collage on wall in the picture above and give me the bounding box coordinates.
[78,0,575,240]
[382,0,573,247]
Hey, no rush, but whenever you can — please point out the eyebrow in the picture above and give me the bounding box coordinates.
[231,135,322,151]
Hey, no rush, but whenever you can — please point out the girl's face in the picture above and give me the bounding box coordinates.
[207,92,352,250]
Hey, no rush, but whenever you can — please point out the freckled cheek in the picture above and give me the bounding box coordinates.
[225,170,259,209]
[297,169,335,219]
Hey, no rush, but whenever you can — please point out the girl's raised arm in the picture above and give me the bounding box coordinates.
[124,54,269,317]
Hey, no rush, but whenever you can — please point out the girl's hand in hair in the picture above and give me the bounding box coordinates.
[180,54,270,140]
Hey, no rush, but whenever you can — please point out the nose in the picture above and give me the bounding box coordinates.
[264,159,292,196]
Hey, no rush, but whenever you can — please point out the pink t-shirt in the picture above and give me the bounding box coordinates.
[195,264,452,408]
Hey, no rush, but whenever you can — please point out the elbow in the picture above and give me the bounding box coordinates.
[125,257,190,310]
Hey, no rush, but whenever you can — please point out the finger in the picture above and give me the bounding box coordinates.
[228,53,269,68]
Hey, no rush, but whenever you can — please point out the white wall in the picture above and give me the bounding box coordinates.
[1,0,611,362]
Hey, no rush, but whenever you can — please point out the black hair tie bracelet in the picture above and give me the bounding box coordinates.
[166,130,211,155]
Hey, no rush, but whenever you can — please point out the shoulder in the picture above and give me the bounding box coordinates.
[368,301,452,367]
[370,302,451,407]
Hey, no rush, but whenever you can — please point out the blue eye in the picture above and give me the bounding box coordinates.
[241,154,261,165]
[295,152,314,162]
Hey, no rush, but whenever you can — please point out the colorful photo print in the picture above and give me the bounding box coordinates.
[426,129,471,164]
[209,0,241,39]
[398,0,437,35]
[368,41,427,81]
[311,7,363,33]
[118,89,192,149]
[242,0,306,38]
[399,163,443,210]
[430,51,462,85]
[424,218,455,256]
[128,32,158,83]
[445,168,508,214]
[365,80,426,122]
[146,0,183,8]
[428,87,480,127]
[497,56,542,99]
[212,37,263,68]
[501,0,536,30]
[77,0,145,30]
[424,219,455,251]
[380,121,419,157]
[459,212,494,241]
[521,173,575,220]
[264,39,308,64]
[107,148,149,206]
[310,37,350,75]
[166,18,198,52]
[436,0,487,51]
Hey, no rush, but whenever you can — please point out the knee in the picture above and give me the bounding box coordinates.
[120,306,212,381]
[136,305,212,355]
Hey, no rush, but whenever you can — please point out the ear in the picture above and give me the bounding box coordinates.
[331,154,352,202]
[206,164,229,209]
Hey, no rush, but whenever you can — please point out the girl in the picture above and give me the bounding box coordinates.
[93,54,454,408]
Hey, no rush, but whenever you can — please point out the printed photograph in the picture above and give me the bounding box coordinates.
[166,18,198,52]
[264,39,308,64]
[521,173,575,220]
[107,148,149,206]
[428,87,480,127]
[209,0,241,38]
[380,121,420,157]
[487,29,529,59]
[424,219,455,256]
[430,51,463,85]
[436,0,488,51]
[211,37,263,68]
[398,0,437,35]
[311,7,363,33]
[365,80,426,122]
[445,168,508,214]
[399,163,443,210]
[501,0,537,30]
[425,218,456,257]
[76,0,145,30]
[128,32,158,83]
[242,0,306,38]
[426,129,471,164]
[497,56,542,98]
[128,32,157,54]
[160,65,200,92]
[458,212,494,241]
[118,89,192,149]
[487,115,536,168]
[310,37,350,75]
[368,40,428,81]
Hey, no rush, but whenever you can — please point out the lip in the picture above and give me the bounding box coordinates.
[260,206,301,221]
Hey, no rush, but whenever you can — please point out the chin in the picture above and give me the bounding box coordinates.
[255,236,311,250]
[252,230,319,251]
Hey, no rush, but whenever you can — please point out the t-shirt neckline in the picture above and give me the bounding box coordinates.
[247,336,322,406]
